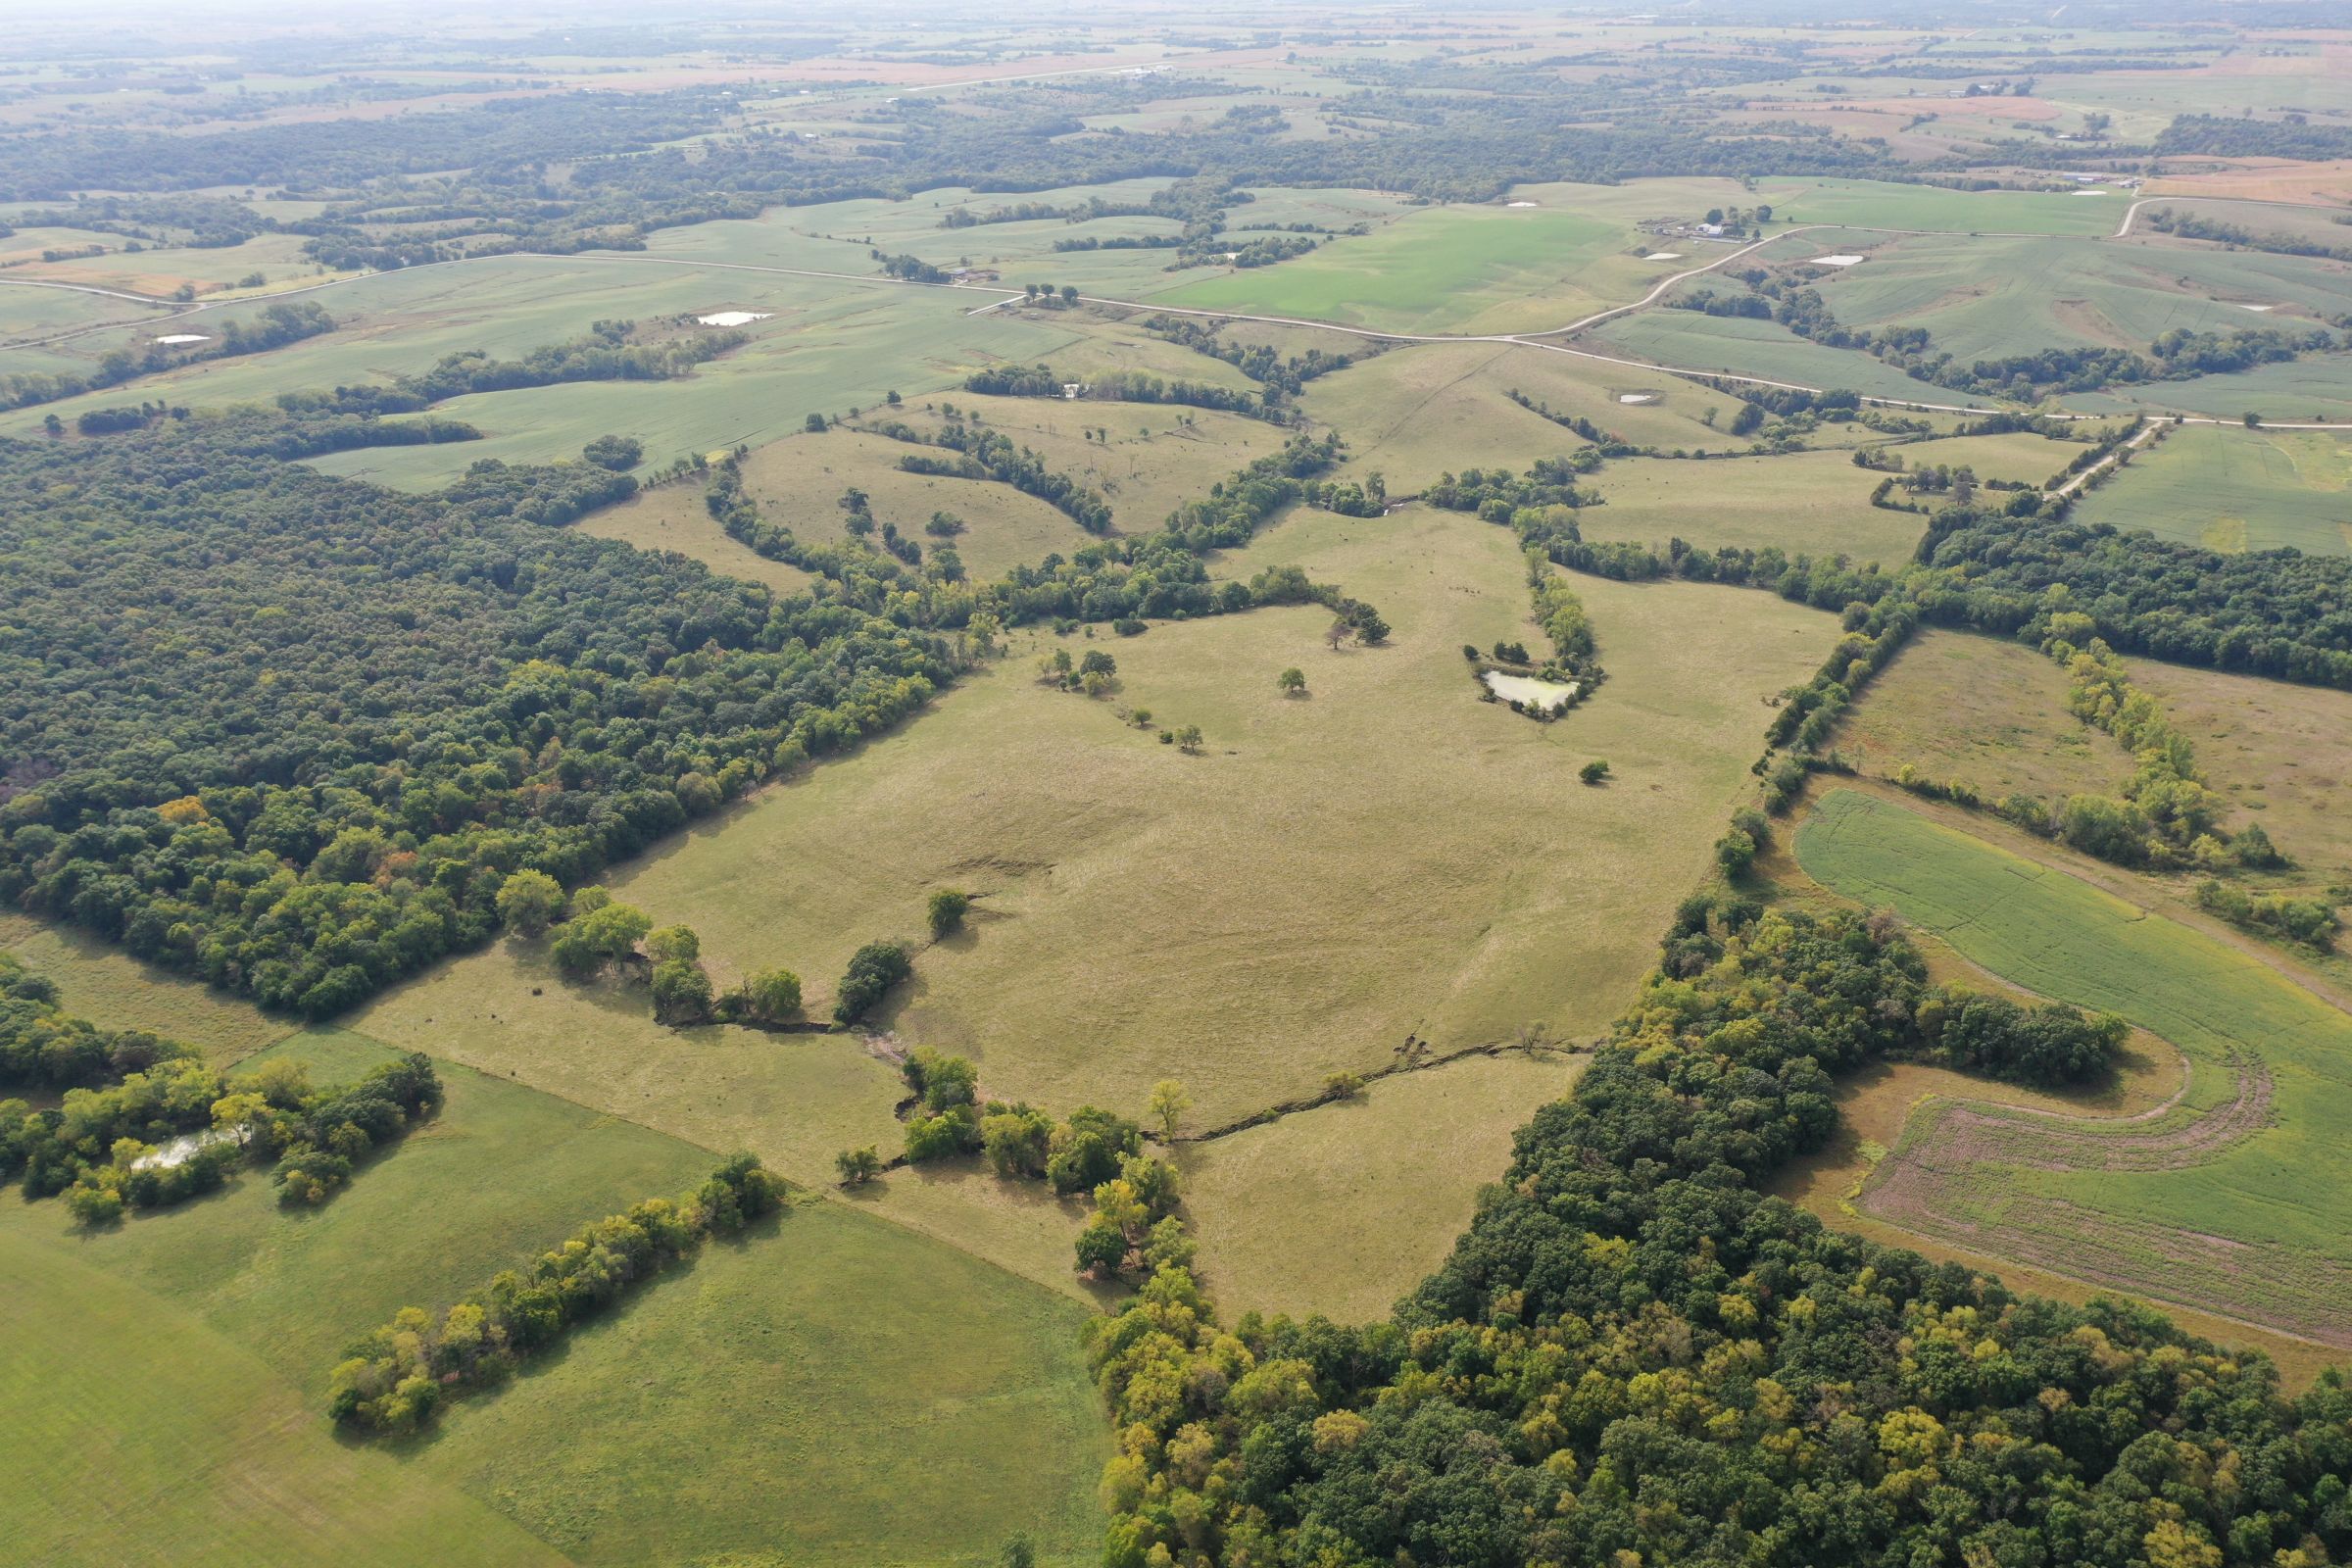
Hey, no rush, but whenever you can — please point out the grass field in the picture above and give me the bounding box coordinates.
[1794,788,2352,1346]
[1576,449,1932,565]
[2072,356,2352,423]
[1589,308,1976,406]
[1179,1051,1583,1322]
[0,910,295,1064]
[575,477,820,594]
[2128,655,2352,888]
[1835,628,2124,803]
[0,1027,1108,1566]
[2076,422,2352,556]
[1759,175,2142,236]
[371,506,1833,1156]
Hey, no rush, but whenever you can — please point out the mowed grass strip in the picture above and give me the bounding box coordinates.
[1793,790,2352,1325]
[0,1224,565,1568]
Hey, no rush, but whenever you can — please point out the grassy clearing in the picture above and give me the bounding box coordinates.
[0,1026,1107,1565]
[1793,788,2352,1344]
[574,478,819,594]
[378,505,1830,1152]
[1576,449,1931,566]
[1160,203,1667,336]
[1835,628,2123,804]
[880,392,1292,531]
[2076,422,2352,557]
[0,910,294,1064]
[1180,1052,1583,1322]
[729,424,1103,577]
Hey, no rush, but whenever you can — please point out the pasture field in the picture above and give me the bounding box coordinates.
[0,1221,565,1568]
[1575,449,1931,565]
[1295,340,1736,495]
[1159,202,1672,336]
[1834,628,2123,804]
[2075,421,2352,556]
[875,392,1293,532]
[0,278,161,344]
[0,1026,1106,1566]
[1179,1051,1583,1322]
[2132,195,2352,250]
[574,478,820,595]
[2127,654,2352,888]
[724,426,1101,579]
[0,909,294,1064]
[1810,233,2352,359]
[374,504,1833,1152]
[13,232,345,298]
[1794,788,2352,1347]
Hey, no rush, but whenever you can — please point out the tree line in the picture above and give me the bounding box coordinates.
[329,1153,784,1434]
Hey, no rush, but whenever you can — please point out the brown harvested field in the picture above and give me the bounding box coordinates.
[577,479,817,595]
[1836,628,2123,802]
[2126,656,2352,886]
[2145,157,2352,208]
[1180,1051,1585,1322]
[875,394,1292,534]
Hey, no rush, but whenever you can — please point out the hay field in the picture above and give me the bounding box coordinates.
[1834,628,2123,803]
[2076,422,2352,556]
[0,1027,1106,1567]
[1795,788,2352,1346]
[376,505,1832,1145]
[1179,1051,1584,1322]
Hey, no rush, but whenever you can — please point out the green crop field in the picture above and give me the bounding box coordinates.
[0,1028,1106,1566]
[2076,421,2352,556]
[1159,202,1670,336]
[1589,308,1970,405]
[1759,176,2134,236]
[1812,233,2352,361]
[1794,788,2352,1344]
